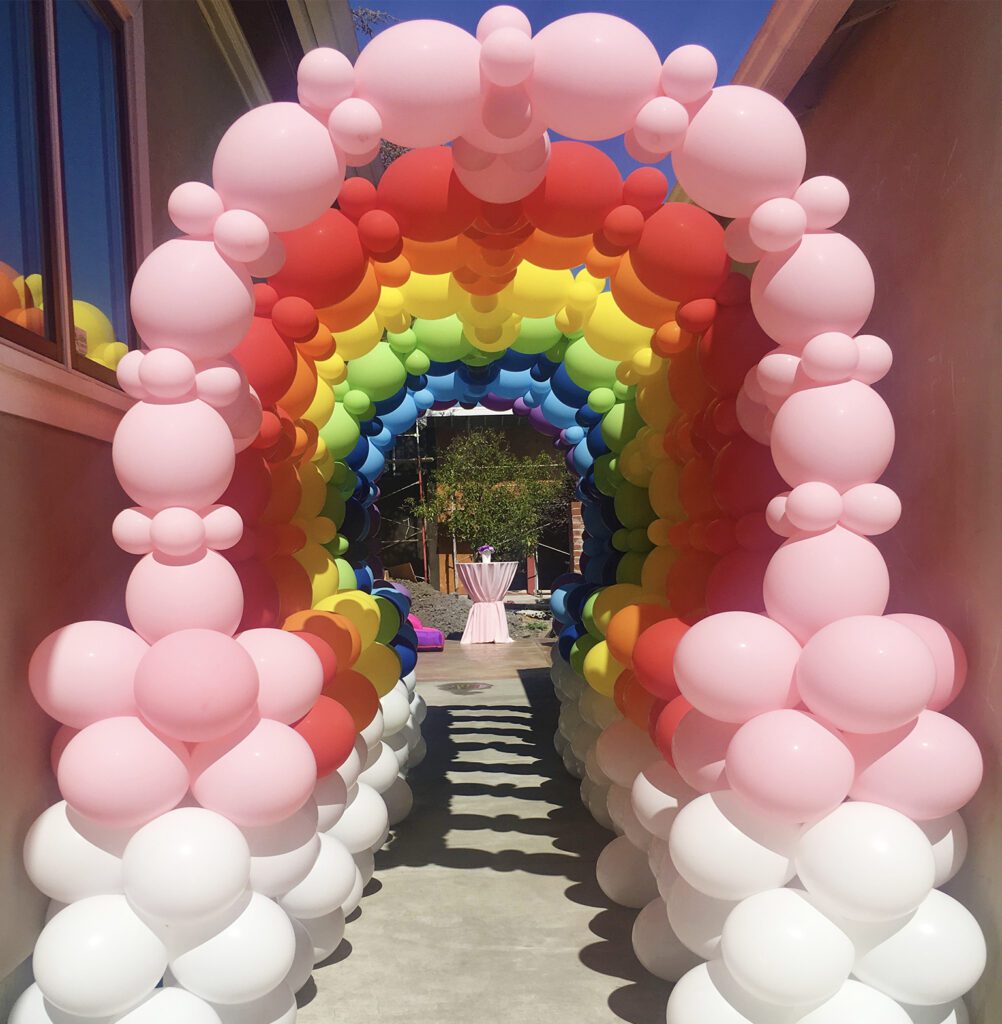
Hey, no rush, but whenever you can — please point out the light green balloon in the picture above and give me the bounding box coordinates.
[375,596,402,644]
[322,488,346,528]
[627,527,654,553]
[614,481,654,529]
[413,315,472,362]
[569,635,598,676]
[332,462,357,498]
[324,535,350,558]
[582,591,603,639]
[335,558,357,591]
[512,316,562,355]
[345,342,407,402]
[565,338,618,392]
[593,453,621,496]
[462,348,505,367]
[588,388,616,414]
[546,338,569,363]
[612,529,631,553]
[343,389,371,416]
[601,401,643,453]
[404,349,431,375]
[616,551,646,586]
[387,328,417,354]
[320,404,361,458]
[612,380,633,402]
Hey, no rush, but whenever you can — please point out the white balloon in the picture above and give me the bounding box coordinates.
[558,702,581,741]
[900,1000,970,1024]
[669,791,800,900]
[631,760,695,840]
[118,988,223,1023]
[401,669,417,694]
[586,783,614,831]
[607,783,651,850]
[210,984,295,1024]
[360,707,384,748]
[170,892,296,1004]
[917,814,968,887]
[570,719,600,762]
[647,837,678,899]
[124,808,250,924]
[579,687,619,729]
[383,775,413,825]
[380,684,411,736]
[34,895,167,1017]
[300,908,345,964]
[721,888,855,1005]
[242,800,320,898]
[852,890,987,1006]
[796,802,936,922]
[9,983,108,1024]
[24,801,128,904]
[286,917,315,995]
[667,960,802,1024]
[795,980,912,1023]
[359,741,402,794]
[406,736,427,768]
[355,848,377,884]
[409,694,427,725]
[384,730,411,770]
[314,771,349,831]
[667,875,738,959]
[584,744,609,786]
[596,835,659,908]
[632,897,702,982]
[278,833,355,918]
[595,719,659,787]
[341,865,365,916]
[336,737,367,791]
[326,783,388,853]
[399,717,422,751]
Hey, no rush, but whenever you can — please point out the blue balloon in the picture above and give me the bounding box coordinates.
[412,388,435,411]
[406,373,428,390]
[564,425,585,445]
[576,405,602,427]
[353,565,374,592]
[380,393,418,436]
[358,444,386,481]
[341,499,367,540]
[550,364,589,408]
[586,423,610,457]
[391,640,418,677]
[499,349,536,371]
[371,425,394,451]
[571,438,594,475]
[493,367,533,399]
[374,388,407,415]
[395,621,419,648]
[360,416,383,437]
[540,391,579,429]
[344,434,370,469]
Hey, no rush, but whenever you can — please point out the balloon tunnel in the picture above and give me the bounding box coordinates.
[15,7,984,1024]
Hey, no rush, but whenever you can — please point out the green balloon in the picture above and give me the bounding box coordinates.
[320,404,360,458]
[569,635,598,676]
[601,400,643,453]
[565,338,618,392]
[512,316,562,355]
[588,388,616,414]
[321,487,346,528]
[612,529,631,553]
[387,328,417,354]
[345,342,407,402]
[616,551,646,586]
[343,389,370,416]
[334,558,356,591]
[375,595,402,644]
[627,527,654,552]
[413,315,472,362]
[614,481,655,529]
[404,349,431,375]
[332,461,357,498]
[324,535,350,558]
[593,453,621,496]
[546,338,569,362]
[612,380,633,402]
[581,590,603,639]
[332,380,351,400]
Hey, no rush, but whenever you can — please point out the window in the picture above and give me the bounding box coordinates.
[0,0,135,383]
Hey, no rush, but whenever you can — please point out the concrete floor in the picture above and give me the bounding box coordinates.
[297,641,670,1023]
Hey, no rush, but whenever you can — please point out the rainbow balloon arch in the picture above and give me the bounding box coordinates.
[15,8,984,1024]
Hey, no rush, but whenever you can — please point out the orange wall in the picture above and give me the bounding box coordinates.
[797,2,1002,1016]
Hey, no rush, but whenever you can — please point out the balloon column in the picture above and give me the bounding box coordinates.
[14,7,983,1024]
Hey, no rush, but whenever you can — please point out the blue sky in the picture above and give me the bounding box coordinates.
[354,0,772,177]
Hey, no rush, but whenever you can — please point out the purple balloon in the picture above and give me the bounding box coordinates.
[480,393,515,412]
[432,400,456,411]
[529,405,561,437]
[512,397,530,417]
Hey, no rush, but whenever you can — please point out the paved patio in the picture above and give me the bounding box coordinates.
[297,641,669,1023]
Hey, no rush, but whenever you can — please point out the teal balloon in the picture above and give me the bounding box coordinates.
[512,316,562,354]
[601,401,643,453]
[345,342,407,402]
[614,481,654,529]
[320,404,360,458]
[565,338,618,391]
[413,315,472,361]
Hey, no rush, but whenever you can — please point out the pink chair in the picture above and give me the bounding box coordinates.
[408,613,444,652]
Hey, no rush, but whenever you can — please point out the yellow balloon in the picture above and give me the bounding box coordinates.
[641,544,678,599]
[400,271,453,319]
[647,518,674,547]
[649,460,685,522]
[353,642,402,698]
[375,286,405,320]
[333,314,382,360]
[582,640,624,697]
[312,444,335,481]
[89,341,128,370]
[467,316,520,352]
[316,591,381,648]
[630,346,664,377]
[619,441,651,487]
[316,352,347,384]
[636,372,677,431]
[456,298,512,329]
[302,377,334,430]
[296,463,328,519]
[502,262,572,317]
[584,291,653,361]
[294,542,342,605]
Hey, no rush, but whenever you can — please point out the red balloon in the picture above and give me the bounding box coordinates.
[232,558,281,630]
[679,456,719,520]
[631,203,729,303]
[323,668,379,732]
[712,435,786,517]
[230,317,297,407]
[603,205,645,248]
[632,617,690,700]
[271,297,318,343]
[622,167,668,216]
[523,141,623,238]
[378,147,480,242]
[220,449,271,522]
[699,303,774,397]
[293,696,356,776]
[666,549,717,618]
[705,548,771,615]
[291,631,338,687]
[338,177,377,222]
[653,696,693,766]
[358,209,401,257]
[270,210,367,308]
[668,342,714,416]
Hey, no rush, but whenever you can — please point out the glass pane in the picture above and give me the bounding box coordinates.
[0,2,49,342]
[55,0,131,371]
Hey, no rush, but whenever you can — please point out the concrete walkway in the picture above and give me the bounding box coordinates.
[297,641,670,1023]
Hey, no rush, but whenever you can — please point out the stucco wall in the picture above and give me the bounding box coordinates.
[797,3,1002,1018]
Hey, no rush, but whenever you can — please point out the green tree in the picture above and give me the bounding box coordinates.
[409,430,569,561]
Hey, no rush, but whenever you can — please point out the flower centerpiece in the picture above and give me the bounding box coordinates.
[477,544,494,564]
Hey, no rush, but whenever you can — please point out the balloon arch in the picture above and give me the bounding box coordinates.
[17,8,984,1024]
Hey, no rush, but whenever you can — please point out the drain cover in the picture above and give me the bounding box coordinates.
[438,682,493,694]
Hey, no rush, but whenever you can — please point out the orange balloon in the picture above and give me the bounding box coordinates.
[614,670,657,731]
[11,307,44,334]
[262,460,302,525]
[316,263,380,332]
[518,229,592,270]
[277,350,318,421]
[374,253,411,287]
[323,668,379,731]
[606,603,673,667]
[284,609,362,668]
[401,236,465,275]
[297,323,335,361]
[585,247,621,280]
[266,554,313,620]
[0,274,20,316]
[611,252,678,328]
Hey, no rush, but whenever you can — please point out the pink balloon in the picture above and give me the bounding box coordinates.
[50,724,78,775]
[887,614,968,712]
[191,719,317,827]
[793,176,849,230]
[726,709,855,822]
[461,85,546,153]
[846,711,983,820]
[764,527,889,643]
[58,717,189,829]
[480,27,534,88]
[751,233,875,348]
[672,710,738,793]
[113,400,235,512]
[126,551,244,644]
[135,629,260,742]
[660,44,717,104]
[296,48,354,113]
[353,21,482,148]
[797,616,936,734]
[529,13,662,141]
[168,182,224,237]
[674,612,801,724]
[236,628,325,724]
[770,381,894,490]
[212,102,344,232]
[673,85,805,218]
[453,138,550,203]
[29,621,147,729]
[840,483,901,536]
[130,239,253,359]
